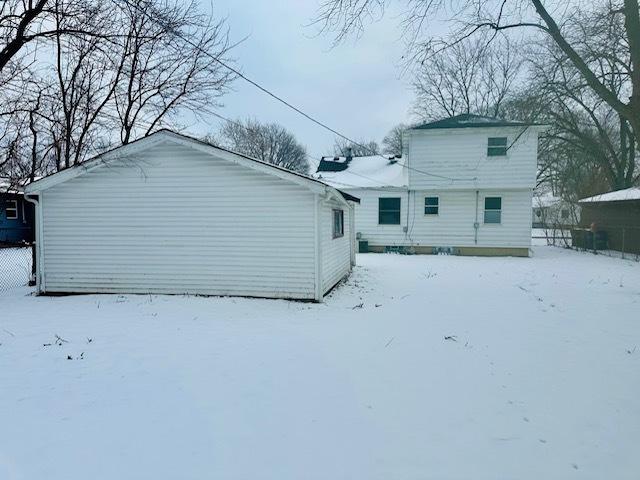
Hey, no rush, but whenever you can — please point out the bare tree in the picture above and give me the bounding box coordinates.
[313,0,640,143]
[333,137,379,156]
[216,118,310,174]
[381,123,407,155]
[0,0,237,182]
[114,0,236,145]
[413,35,524,120]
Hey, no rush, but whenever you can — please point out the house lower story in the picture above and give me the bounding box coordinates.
[345,187,533,257]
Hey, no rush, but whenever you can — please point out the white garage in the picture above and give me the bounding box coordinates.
[24,130,359,301]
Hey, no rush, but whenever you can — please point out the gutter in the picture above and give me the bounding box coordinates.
[24,193,43,291]
[474,190,479,244]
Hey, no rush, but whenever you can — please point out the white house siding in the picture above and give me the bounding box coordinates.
[406,127,538,191]
[39,140,319,299]
[320,198,352,293]
[342,188,410,247]
[409,189,533,248]
[344,188,532,249]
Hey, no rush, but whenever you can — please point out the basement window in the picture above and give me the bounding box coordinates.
[487,137,508,156]
[333,209,344,238]
[484,197,502,224]
[378,197,401,225]
[424,196,439,215]
[5,200,18,220]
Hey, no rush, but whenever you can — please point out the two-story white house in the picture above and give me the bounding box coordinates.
[316,114,545,256]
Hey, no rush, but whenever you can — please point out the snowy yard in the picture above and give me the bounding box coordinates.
[1,246,639,479]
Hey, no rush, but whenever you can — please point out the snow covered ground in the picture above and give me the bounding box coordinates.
[1,246,639,479]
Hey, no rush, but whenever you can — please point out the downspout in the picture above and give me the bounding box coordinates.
[474,190,480,245]
[24,194,42,292]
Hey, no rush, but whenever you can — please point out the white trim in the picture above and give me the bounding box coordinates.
[483,195,503,225]
[314,193,323,302]
[332,208,344,239]
[424,195,439,216]
[5,199,18,220]
[23,131,357,208]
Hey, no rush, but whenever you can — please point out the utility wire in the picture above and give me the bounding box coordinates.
[204,108,392,187]
[120,1,475,183]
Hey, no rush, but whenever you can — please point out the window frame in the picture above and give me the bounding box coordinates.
[5,199,18,220]
[378,197,401,225]
[332,209,344,239]
[483,196,502,224]
[424,196,439,216]
[487,137,508,157]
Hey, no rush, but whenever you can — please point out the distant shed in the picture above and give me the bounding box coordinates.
[578,187,640,254]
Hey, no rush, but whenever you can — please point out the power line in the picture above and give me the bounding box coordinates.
[203,108,392,187]
[120,1,475,183]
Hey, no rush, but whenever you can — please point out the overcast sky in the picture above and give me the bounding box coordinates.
[189,0,415,168]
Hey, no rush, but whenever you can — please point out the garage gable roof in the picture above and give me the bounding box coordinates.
[24,130,359,204]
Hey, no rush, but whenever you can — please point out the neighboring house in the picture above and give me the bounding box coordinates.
[577,187,640,254]
[24,130,359,301]
[0,182,35,245]
[317,114,546,256]
[532,193,578,228]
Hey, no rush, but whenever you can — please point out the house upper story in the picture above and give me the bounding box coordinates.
[405,114,544,191]
[316,114,545,192]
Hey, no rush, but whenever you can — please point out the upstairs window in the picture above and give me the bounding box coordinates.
[484,197,502,224]
[487,137,508,156]
[424,196,439,215]
[5,200,18,220]
[378,197,401,225]
[332,209,344,238]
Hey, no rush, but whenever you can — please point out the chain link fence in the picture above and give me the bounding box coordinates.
[534,224,640,261]
[0,245,34,290]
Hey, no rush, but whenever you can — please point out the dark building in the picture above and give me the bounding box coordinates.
[0,191,35,245]
[577,187,640,254]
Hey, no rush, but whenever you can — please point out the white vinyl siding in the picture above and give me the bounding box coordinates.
[321,199,352,293]
[340,188,408,247]
[343,188,531,249]
[407,127,538,190]
[39,141,323,299]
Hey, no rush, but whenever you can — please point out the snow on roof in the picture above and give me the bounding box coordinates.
[412,113,537,130]
[533,193,561,208]
[314,155,408,189]
[579,187,640,203]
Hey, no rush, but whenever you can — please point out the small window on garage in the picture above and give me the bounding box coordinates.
[5,200,18,220]
[424,196,439,215]
[332,209,344,238]
[484,197,502,224]
[378,197,401,225]
[487,137,508,156]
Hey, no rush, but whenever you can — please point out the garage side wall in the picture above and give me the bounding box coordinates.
[321,198,352,294]
[39,141,317,299]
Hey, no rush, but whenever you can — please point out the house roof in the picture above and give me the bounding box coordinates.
[412,113,538,130]
[314,154,408,189]
[579,187,640,203]
[24,130,359,204]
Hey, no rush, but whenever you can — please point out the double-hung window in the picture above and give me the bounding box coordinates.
[484,197,502,224]
[487,137,508,156]
[378,197,401,225]
[5,200,18,220]
[332,209,344,238]
[424,196,439,215]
